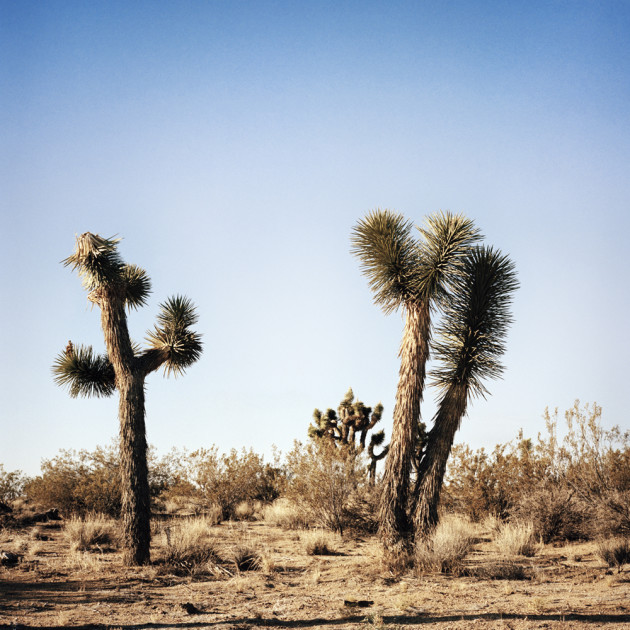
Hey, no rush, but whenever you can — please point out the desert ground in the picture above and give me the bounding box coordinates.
[1,514,629,630]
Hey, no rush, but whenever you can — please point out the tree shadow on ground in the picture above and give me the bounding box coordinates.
[2,611,630,629]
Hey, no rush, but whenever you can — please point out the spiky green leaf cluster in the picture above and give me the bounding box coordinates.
[121,264,151,310]
[351,210,421,314]
[430,246,519,398]
[52,344,116,398]
[145,295,203,376]
[416,212,483,305]
[63,233,152,310]
[351,210,482,315]
[63,233,124,292]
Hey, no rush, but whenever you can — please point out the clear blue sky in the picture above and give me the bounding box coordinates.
[2,1,629,475]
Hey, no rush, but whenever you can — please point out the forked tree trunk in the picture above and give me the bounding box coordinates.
[378,301,431,546]
[413,382,468,540]
[96,287,151,565]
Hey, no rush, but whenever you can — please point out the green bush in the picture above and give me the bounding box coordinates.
[0,465,27,503]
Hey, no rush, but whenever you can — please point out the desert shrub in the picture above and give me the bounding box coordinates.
[24,443,175,517]
[494,521,539,557]
[285,439,368,534]
[163,446,286,520]
[64,514,118,552]
[559,403,630,537]
[512,484,587,542]
[415,515,474,575]
[161,516,220,575]
[25,446,121,516]
[444,402,629,540]
[596,537,630,572]
[0,465,27,503]
[444,443,517,521]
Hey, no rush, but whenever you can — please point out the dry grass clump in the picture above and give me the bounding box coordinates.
[495,521,539,557]
[302,530,337,555]
[415,515,474,575]
[482,514,504,537]
[230,543,262,571]
[161,516,220,575]
[263,498,311,529]
[64,514,117,552]
[596,537,630,572]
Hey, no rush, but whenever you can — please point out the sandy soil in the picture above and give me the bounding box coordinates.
[1,518,629,630]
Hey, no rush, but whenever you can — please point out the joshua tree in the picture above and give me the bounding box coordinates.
[52,233,202,565]
[309,388,388,484]
[351,210,481,546]
[412,246,518,538]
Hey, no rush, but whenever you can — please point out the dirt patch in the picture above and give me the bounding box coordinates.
[1,519,629,629]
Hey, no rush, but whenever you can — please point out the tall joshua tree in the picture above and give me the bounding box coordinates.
[351,210,481,546]
[412,246,518,538]
[52,233,202,565]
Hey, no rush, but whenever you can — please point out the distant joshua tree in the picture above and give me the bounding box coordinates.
[351,210,481,547]
[309,388,388,484]
[52,233,202,565]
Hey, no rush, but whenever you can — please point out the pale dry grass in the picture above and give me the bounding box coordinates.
[160,515,220,575]
[302,529,339,555]
[494,520,540,557]
[65,549,107,572]
[415,515,474,575]
[262,498,311,529]
[63,514,117,552]
[482,513,503,537]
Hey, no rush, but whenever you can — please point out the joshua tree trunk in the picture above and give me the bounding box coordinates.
[96,288,151,564]
[378,300,430,546]
[413,382,467,540]
[118,376,151,564]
